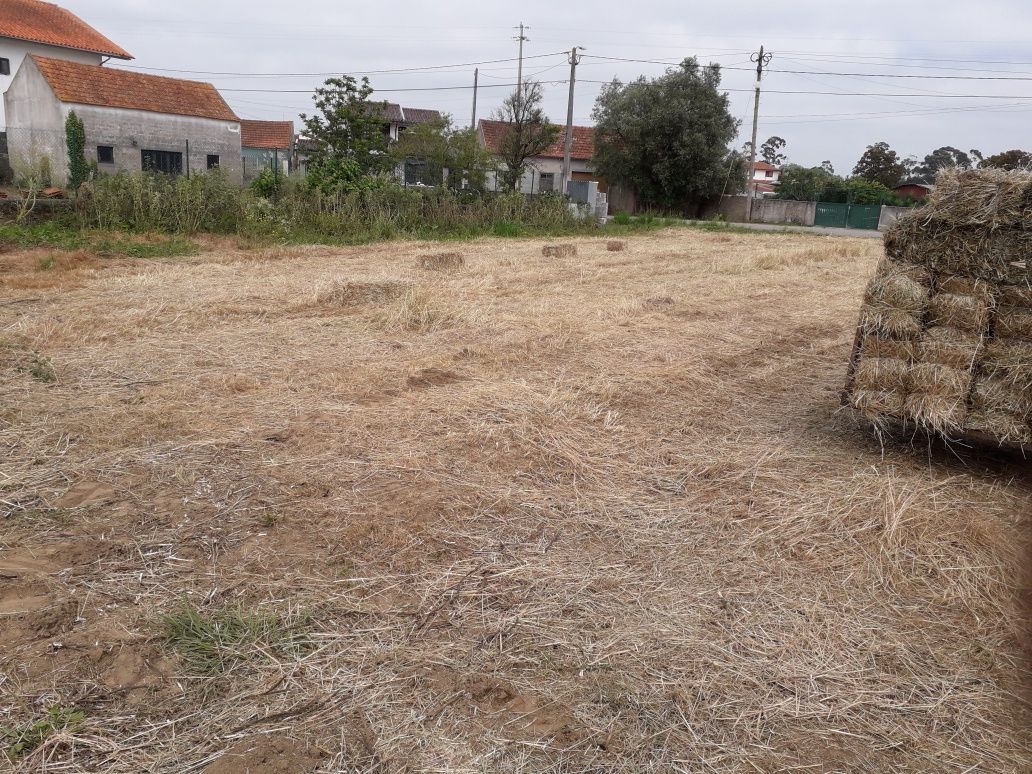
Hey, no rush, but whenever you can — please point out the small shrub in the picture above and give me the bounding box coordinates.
[492,220,522,237]
[612,211,632,225]
[161,601,312,676]
[250,167,283,199]
[3,705,84,759]
[37,254,54,270]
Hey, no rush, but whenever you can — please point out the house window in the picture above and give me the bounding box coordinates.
[539,173,555,193]
[206,154,220,170]
[141,149,183,175]
[97,145,114,164]
[0,58,10,76]
[765,170,774,178]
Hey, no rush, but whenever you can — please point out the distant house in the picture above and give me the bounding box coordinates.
[293,104,443,183]
[0,0,132,129]
[477,119,599,195]
[240,119,293,181]
[893,182,933,200]
[5,55,242,184]
[750,161,780,195]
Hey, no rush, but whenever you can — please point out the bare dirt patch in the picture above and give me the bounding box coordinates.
[0,228,1028,772]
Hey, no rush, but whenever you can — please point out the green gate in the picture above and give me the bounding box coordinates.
[814,202,848,228]
[846,204,881,230]
[814,202,881,230]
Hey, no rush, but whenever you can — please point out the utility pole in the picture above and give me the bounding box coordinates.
[561,46,584,196]
[745,45,772,223]
[471,67,479,128]
[514,22,529,113]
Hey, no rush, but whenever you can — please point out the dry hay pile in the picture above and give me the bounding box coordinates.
[846,169,1032,448]
[418,251,465,271]
[542,243,577,258]
[606,240,626,252]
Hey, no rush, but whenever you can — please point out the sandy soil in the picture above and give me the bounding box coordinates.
[1,229,1029,772]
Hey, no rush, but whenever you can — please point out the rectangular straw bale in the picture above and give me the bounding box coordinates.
[853,356,910,393]
[849,388,906,418]
[915,326,981,370]
[971,376,1032,419]
[857,259,930,339]
[903,392,968,433]
[927,291,992,334]
[981,338,1032,392]
[995,308,1032,340]
[967,409,1032,445]
[860,336,915,362]
[998,284,1032,308]
[921,168,1032,229]
[883,217,1031,284]
[906,362,972,397]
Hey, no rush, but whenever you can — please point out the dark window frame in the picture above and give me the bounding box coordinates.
[141,149,183,176]
[97,145,114,164]
[0,58,10,76]
[539,172,555,193]
[206,154,220,170]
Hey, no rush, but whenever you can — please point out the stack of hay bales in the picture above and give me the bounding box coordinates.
[845,169,1032,449]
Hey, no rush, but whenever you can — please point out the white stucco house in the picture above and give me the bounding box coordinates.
[751,161,781,196]
[0,0,132,130]
[477,119,600,195]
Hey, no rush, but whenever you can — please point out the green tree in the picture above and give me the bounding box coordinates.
[775,164,839,201]
[591,58,740,210]
[852,141,905,188]
[760,136,787,166]
[390,116,495,190]
[491,81,559,191]
[912,146,975,184]
[820,160,835,175]
[980,149,1032,170]
[300,75,393,192]
[65,110,88,190]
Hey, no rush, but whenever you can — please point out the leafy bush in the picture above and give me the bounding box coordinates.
[249,167,283,199]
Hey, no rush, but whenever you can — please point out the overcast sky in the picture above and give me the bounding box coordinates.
[68,0,1032,174]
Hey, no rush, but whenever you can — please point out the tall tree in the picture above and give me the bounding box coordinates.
[300,75,393,191]
[852,141,905,188]
[491,81,560,191]
[760,136,787,166]
[912,146,974,183]
[820,160,835,174]
[592,58,740,209]
[979,149,1032,171]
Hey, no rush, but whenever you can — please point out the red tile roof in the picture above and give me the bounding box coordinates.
[0,0,131,59]
[31,55,238,122]
[752,161,778,171]
[240,119,293,149]
[478,119,594,160]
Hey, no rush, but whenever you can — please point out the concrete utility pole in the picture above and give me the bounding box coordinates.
[745,45,772,223]
[471,67,479,128]
[514,22,529,113]
[561,46,584,195]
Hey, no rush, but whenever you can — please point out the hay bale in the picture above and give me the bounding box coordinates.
[859,336,915,362]
[995,308,1032,339]
[606,240,626,252]
[914,326,981,370]
[847,169,1032,448]
[542,243,577,258]
[927,292,992,333]
[315,279,407,307]
[418,252,465,271]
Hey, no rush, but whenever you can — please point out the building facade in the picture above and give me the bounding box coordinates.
[750,161,781,196]
[477,119,599,195]
[0,0,131,129]
[5,55,242,185]
[240,119,293,182]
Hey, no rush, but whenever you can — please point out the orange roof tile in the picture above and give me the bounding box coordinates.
[240,119,293,149]
[31,55,238,122]
[478,119,594,161]
[0,0,131,59]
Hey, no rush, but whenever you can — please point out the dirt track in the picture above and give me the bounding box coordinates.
[1,229,1029,772]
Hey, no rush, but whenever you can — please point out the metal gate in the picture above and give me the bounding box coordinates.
[814,202,881,230]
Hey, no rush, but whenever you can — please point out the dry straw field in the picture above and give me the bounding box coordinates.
[1,227,1030,772]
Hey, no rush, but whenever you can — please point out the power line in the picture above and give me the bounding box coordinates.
[118,51,568,78]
